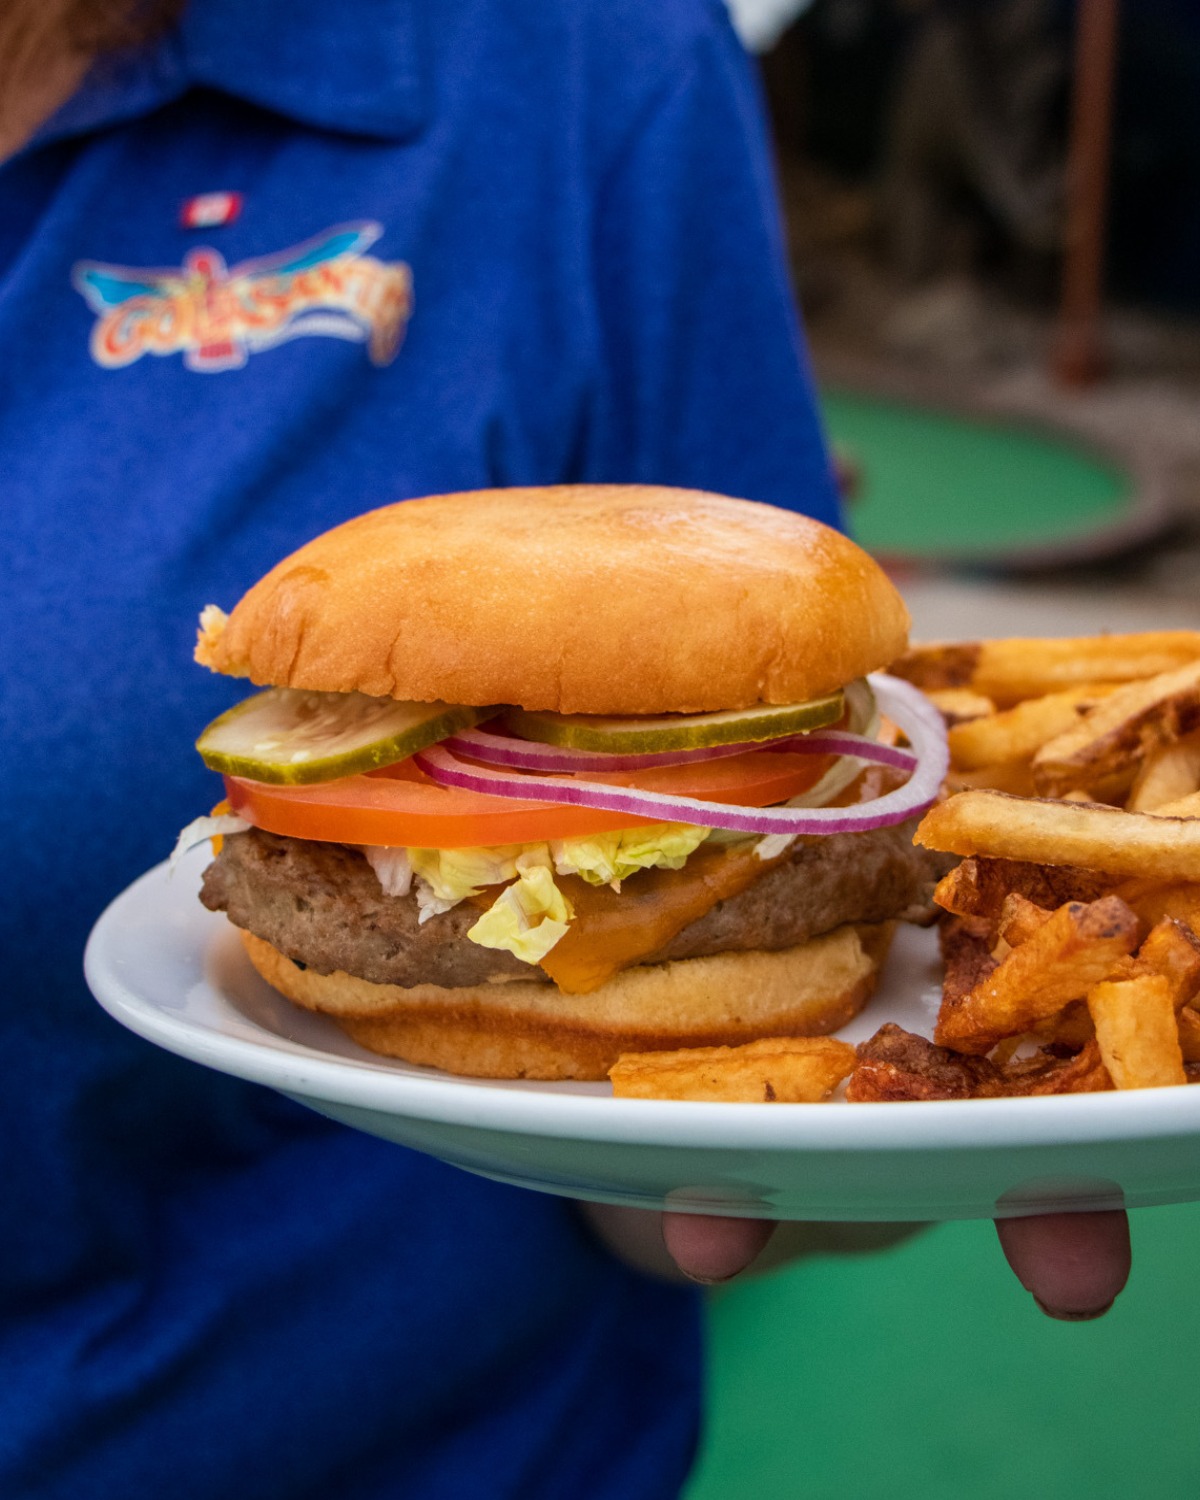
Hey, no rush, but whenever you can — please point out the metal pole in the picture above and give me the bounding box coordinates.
[1053,0,1120,387]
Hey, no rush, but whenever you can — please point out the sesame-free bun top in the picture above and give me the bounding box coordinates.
[196,485,909,715]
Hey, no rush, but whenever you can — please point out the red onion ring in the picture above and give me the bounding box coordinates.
[416,675,947,836]
[444,725,916,776]
[763,732,917,772]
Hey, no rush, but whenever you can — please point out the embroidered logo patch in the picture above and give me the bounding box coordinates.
[72,222,412,372]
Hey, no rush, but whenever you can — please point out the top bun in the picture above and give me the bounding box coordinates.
[197,485,909,715]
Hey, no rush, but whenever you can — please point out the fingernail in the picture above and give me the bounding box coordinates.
[1034,1296,1115,1322]
[680,1269,737,1286]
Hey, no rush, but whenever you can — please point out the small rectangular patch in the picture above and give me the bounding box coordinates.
[180,192,243,229]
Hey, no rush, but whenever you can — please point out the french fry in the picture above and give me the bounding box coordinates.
[988,1033,1025,1065]
[933,856,1112,921]
[1147,791,1200,819]
[995,892,1053,948]
[1128,731,1200,812]
[939,915,998,1005]
[948,686,1120,772]
[1087,974,1186,1088]
[1177,1006,1200,1064]
[1131,918,1200,1009]
[1098,917,1200,996]
[608,1036,856,1103]
[893,633,1200,704]
[1115,878,1200,934]
[1003,1039,1110,1094]
[889,643,988,695]
[947,762,1039,796]
[934,896,1140,1054]
[926,688,997,726]
[917,790,1200,882]
[1035,1000,1096,1050]
[848,1024,1109,1100]
[848,1023,1006,1101]
[1032,662,1200,801]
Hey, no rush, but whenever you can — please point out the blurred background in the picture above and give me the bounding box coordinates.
[688,2,1200,1495]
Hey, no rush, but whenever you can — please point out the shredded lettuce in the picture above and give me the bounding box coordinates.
[467,856,575,962]
[415,882,461,925]
[360,846,413,898]
[360,825,713,949]
[370,843,557,928]
[551,823,710,889]
[754,832,795,862]
[409,842,549,900]
[169,813,251,874]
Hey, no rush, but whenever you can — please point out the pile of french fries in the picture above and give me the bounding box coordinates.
[870,629,1200,1099]
[608,631,1200,1104]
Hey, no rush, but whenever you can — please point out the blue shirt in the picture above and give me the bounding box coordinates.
[1,1,839,1495]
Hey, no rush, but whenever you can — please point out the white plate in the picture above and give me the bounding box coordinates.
[85,850,1200,1222]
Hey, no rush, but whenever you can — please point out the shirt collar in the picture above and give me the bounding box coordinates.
[41,0,426,148]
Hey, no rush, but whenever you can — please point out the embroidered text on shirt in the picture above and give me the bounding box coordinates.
[72,222,412,373]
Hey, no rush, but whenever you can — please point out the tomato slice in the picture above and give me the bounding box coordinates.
[224,749,832,848]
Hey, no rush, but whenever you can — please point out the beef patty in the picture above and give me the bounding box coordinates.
[201,825,945,989]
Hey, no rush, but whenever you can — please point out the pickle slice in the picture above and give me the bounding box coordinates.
[197,689,487,785]
[506,691,844,753]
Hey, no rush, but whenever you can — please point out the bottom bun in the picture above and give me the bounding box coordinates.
[240,922,894,1081]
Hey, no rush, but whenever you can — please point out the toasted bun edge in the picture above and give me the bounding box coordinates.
[240,922,892,1080]
[199,485,909,714]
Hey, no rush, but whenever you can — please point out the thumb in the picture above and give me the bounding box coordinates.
[661,1212,776,1284]
[995,1210,1131,1321]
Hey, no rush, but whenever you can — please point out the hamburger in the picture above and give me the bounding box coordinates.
[187,484,947,1079]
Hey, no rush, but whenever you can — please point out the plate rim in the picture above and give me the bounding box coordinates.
[85,856,1200,1154]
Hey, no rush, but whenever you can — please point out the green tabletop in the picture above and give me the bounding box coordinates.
[823,391,1133,563]
[686,1198,1200,1498]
